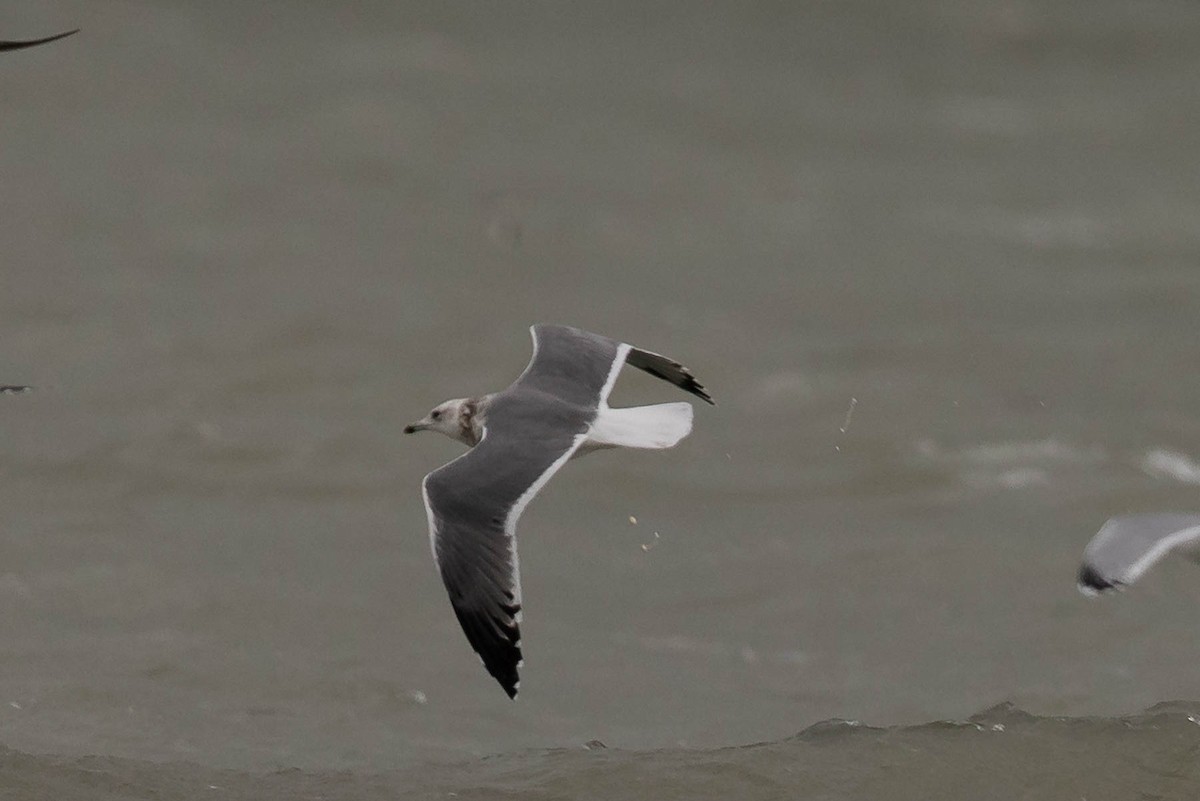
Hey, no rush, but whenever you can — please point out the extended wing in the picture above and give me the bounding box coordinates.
[422,413,588,697]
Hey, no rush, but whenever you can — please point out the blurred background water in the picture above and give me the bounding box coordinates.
[4,1,1200,797]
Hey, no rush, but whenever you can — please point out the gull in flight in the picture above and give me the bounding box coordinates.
[1078,514,1200,595]
[405,324,713,697]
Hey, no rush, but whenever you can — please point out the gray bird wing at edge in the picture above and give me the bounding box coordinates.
[0,30,78,52]
[421,418,589,698]
[1078,513,1200,594]
[517,324,714,407]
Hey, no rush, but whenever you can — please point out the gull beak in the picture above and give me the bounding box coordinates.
[403,419,430,434]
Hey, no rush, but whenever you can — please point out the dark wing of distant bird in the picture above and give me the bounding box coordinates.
[0,30,79,52]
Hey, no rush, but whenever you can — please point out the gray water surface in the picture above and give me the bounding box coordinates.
[3,0,1200,788]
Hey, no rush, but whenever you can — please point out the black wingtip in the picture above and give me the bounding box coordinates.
[675,372,716,406]
[492,662,520,699]
[1077,563,1121,596]
[0,385,31,395]
[655,369,713,405]
[490,641,521,699]
[0,29,79,52]
[626,349,715,406]
[449,603,524,700]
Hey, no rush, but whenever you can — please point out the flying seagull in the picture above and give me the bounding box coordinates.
[1078,514,1200,595]
[0,29,78,52]
[0,386,31,394]
[405,324,713,697]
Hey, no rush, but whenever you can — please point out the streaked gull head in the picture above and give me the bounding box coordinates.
[404,397,479,445]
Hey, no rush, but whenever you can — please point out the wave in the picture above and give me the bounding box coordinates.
[6,703,1200,800]
[914,438,1200,492]
[1142,449,1200,485]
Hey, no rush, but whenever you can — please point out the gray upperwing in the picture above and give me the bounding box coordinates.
[514,325,623,409]
[0,29,78,52]
[516,324,714,407]
[1079,513,1200,593]
[422,405,588,698]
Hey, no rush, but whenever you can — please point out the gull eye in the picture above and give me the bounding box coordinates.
[431,410,441,420]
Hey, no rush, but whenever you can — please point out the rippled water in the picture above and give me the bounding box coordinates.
[6,704,1200,800]
[5,0,1200,796]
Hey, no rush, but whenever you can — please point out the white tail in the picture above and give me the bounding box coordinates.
[585,402,694,451]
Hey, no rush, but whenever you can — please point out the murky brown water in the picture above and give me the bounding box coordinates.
[4,1,1200,795]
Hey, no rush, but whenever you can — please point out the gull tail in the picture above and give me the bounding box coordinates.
[587,402,693,450]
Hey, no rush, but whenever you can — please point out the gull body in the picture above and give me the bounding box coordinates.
[404,395,694,455]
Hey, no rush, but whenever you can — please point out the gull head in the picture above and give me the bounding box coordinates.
[404,398,479,446]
